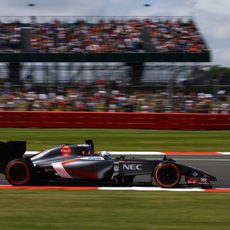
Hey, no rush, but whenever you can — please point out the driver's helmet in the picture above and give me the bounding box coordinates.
[101,151,110,159]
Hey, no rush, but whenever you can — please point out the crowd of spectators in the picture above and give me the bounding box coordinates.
[0,21,21,53]
[31,19,144,53]
[0,17,208,53]
[145,19,208,53]
[0,83,229,113]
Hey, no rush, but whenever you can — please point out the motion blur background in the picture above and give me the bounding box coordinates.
[0,0,229,114]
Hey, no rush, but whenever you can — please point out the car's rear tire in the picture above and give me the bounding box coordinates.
[5,159,31,186]
[153,162,181,188]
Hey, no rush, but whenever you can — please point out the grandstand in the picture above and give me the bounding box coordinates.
[0,16,228,114]
[0,16,210,84]
[0,16,209,54]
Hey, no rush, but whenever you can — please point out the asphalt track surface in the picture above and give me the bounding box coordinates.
[0,155,229,188]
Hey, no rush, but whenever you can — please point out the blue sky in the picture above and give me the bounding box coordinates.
[0,0,229,67]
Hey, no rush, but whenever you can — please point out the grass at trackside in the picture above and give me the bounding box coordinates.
[0,128,229,151]
[0,190,229,230]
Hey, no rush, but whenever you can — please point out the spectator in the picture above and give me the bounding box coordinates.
[0,84,228,113]
[0,17,208,54]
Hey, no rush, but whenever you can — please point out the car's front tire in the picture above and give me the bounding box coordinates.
[5,159,31,186]
[153,162,181,188]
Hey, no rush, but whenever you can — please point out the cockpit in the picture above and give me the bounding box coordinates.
[31,140,111,161]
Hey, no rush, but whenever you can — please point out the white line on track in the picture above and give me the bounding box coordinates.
[107,151,164,155]
[147,158,230,161]
[24,151,165,156]
[25,151,230,156]
[98,187,204,192]
[218,152,230,155]
[0,185,229,192]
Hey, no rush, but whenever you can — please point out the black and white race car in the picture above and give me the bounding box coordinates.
[0,140,217,187]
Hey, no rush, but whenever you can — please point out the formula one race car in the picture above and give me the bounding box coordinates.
[0,140,217,187]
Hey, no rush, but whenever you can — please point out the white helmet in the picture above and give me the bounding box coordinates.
[101,151,110,159]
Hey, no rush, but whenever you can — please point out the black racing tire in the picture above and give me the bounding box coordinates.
[5,159,31,186]
[153,162,181,188]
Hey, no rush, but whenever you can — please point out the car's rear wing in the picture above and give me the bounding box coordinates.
[0,141,26,173]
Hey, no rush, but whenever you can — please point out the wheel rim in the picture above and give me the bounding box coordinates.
[6,161,30,185]
[154,163,180,188]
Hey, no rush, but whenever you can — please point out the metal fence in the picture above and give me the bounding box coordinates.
[0,63,198,84]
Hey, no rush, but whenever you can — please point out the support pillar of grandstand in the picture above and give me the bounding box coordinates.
[126,62,144,85]
[8,62,22,83]
[21,27,32,52]
[141,28,156,52]
[167,70,180,112]
[7,27,31,83]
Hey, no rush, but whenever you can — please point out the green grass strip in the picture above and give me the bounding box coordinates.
[0,128,229,151]
[0,190,229,230]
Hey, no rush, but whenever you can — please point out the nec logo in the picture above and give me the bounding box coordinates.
[123,164,143,171]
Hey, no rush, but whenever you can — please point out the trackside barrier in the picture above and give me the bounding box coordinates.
[0,111,229,130]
